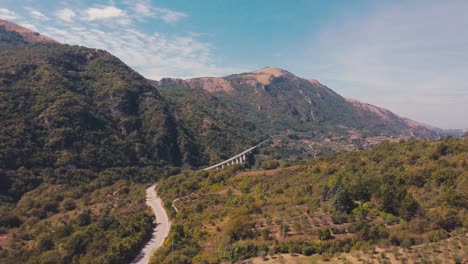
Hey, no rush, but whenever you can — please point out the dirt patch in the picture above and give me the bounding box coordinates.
[244,67,290,85]
[0,234,10,248]
[186,77,234,94]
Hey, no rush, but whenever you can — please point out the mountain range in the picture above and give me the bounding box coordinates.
[0,19,466,264]
[0,19,450,169]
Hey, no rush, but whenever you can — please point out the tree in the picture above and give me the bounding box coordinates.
[76,211,91,226]
[399,193,419,221]
[36,234,54,251]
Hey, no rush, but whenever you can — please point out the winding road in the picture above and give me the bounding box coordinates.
[130,185,170,264]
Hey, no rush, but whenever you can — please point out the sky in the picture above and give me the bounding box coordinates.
[1,0,467,129]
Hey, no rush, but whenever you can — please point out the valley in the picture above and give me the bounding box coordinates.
[0,17,466,264]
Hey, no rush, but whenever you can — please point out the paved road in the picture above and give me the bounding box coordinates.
[130,185,170,264]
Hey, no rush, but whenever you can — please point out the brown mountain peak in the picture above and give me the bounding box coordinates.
[243,67,294,85]
[252,67,291,77]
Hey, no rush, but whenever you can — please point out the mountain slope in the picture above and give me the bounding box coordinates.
[0,22,205,199]
[0,45,190,169]
[157,67,437,163]
[0,19,58,45]
[0,20,202,264]
[346,98,435,138]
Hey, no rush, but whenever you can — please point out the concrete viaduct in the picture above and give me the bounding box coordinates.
[202,138,271,170]
[202,145,258,170]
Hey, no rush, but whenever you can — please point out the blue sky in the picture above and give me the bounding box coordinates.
[1,0,467,129]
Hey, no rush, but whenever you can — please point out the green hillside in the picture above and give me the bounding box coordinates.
[0,27,194,263]
[152,138,467,263]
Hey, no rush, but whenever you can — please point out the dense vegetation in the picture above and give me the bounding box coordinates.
[0,31,189,263]
[158,85,268,163]
[0,43,203,172]
[153,138,467,263]
[0,168,156,263]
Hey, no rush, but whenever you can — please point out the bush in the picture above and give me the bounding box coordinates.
[430,229,449,242]
[261,160,280,170]
[436,210,461,231]
[76,211,91,227]
[61,198,76,211]
[218,240,258,261]
[318,228,333,240]
[36,234,54,251]
[331,212,348,224]
[224,215,254,241]
[400,238,412,248]
[0,213,22,227]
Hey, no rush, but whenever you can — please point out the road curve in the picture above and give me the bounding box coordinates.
[130,185,171,264]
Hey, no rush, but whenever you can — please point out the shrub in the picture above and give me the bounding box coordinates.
[0,213,22,228]
[36,234,54,251]
[76,211,91,227]
[318,228,333,240]
[436,210,462,231]
[218,240,258,261]
[261,160,280,170]
[331,212,348,224]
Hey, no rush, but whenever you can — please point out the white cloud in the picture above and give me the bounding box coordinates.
[1,1,241,99]
[83,5,126,21]
[0,8,18,20]
[55,8,76,23]
[134,2,154,17]
[26,8,49,21]
[32,17,241,80]
[303,1,468,129]
[132,0,187,23]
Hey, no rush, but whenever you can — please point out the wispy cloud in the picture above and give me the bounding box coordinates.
[132,0,187,23]
[26,8,49,21]
[40,24,240,80]
[13,1,241,80]
[55,8,76,23]
[304,1,468,128]
[0,8,17,20]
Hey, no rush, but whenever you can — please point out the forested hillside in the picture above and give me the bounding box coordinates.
[157,67,438,164]
[153,138,467,263]
[0,23,194,263]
